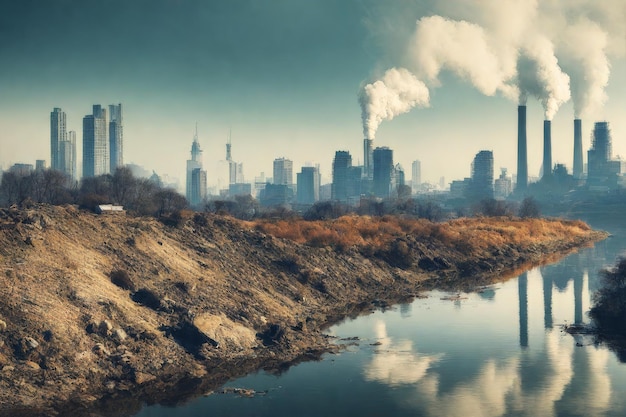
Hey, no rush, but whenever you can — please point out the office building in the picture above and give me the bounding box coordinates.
[59,130,77,180]
[373,147,393,198]
[50,108,67,172]
[332,151,352,202]
[469,150,494,200]
[109,103,123,173]
[186,126,207,206]
[297,166,320,205]
[273,158,293,186]
[494,168,512,199]
[412,160,421,194]
[83,105,108,178]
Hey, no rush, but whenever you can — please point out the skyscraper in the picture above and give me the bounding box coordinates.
[83,105,108,178]
[297,166,320,204]
[469,150,494,200]
[59,131,77,180]
[332,151,352,201]
[411,160,421,194]
[273,158,293,185]
[186,125,206,206]
[50,108,67,171]
[109,103,123,173]
[373,147,393,198]
[587,121,614,185]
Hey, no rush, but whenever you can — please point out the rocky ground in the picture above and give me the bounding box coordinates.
[0,205,607,416]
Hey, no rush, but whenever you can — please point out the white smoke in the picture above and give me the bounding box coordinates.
[517,35,571,120]
[359,67,430,140]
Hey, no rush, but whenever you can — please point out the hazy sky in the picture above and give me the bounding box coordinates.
[1,0,624,189]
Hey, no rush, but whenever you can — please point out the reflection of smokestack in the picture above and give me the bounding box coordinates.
[363,138,373,180]
[542,120,552,179]
[574,270,583,324]
[516,106,528,191]
[518,272,528,348]
[543,273,553,329]
[573,119,583,179]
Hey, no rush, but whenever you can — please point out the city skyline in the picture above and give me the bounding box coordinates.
[1,1,625,188]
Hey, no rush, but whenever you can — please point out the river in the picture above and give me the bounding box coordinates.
[135,214,626,417]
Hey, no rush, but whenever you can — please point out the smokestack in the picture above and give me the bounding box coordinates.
[363,138,373,180]
[516,105,528,191]
[542,120,552,180]
[573,119,583,179]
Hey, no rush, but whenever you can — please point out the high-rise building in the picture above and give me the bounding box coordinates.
[35,160,46,171]
[411,160,421,194]
[109,103,123,173]
[186,125,207,206]
[297,166,320,205]
[83,105,108,178]
[50,108,67,171]
[469,150,494,200]
[587,121,618,186]
[373,147,393,198]
[59,131,77,180]
[332,151,352,201]
[273,158,293,185]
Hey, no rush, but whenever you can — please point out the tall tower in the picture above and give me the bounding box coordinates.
[109,103,123,173]
[297,166,320,204]
[411,160,421,195]
[573,119,583,179]
[273,158,293,185]
[470,150,494,200]
[186,124,206,206]
[542,120,552,179]
[332,151,352,201]
[82,105,108,178]
[516,105,528,192]
[59,131,77,180]
[50,108,67,171]
[373,147,393,198]
[363,138,373,179]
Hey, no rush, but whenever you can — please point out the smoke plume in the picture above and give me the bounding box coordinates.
[517,35,571,120]
[359,67,430,140]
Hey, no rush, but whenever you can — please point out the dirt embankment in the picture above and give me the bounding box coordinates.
[0,205,607,416]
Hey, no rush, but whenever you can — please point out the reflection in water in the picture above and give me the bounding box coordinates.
[364,320,442,386]
[518,272,528,348]
[543,271,554,329]
[364,319,612,417]
[574,271,584,324]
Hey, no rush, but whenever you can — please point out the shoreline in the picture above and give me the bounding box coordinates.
[0,205,607,416]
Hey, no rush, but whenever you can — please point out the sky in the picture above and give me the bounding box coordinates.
[0,0,625,190]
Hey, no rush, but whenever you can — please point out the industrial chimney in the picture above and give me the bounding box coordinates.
[542,120,552,180]
[363,138,373,180]
[573,119,583,179]
[516,105,528,191]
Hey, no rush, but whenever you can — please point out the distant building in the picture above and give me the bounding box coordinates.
[109,104,123,173]
[50,108,66,172]
[229,183,252,197]
[83,105,109,178]
[450,178,471,199]
[332,151,352,202]
[468,150,494,201]
[494,168,512,199]
[273,158,293,185]
[186,126,207,206]
[35,160,46,171]
[587,122,620,187]
[260,183,293,207]
[9,163,34,176]
[297,166,320,205]
[412,160,421,194]
[373,147,393,198]
[59,131,77,180]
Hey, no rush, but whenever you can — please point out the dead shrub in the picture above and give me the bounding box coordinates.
[110,270,135,291]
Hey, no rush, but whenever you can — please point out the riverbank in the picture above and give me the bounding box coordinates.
[0,205,607,416]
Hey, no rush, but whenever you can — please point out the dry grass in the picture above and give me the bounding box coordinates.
[250,215,595,256]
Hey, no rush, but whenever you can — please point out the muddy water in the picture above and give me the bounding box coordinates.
[135,214,626,417]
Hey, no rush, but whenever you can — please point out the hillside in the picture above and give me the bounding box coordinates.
[0,205,607,416]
